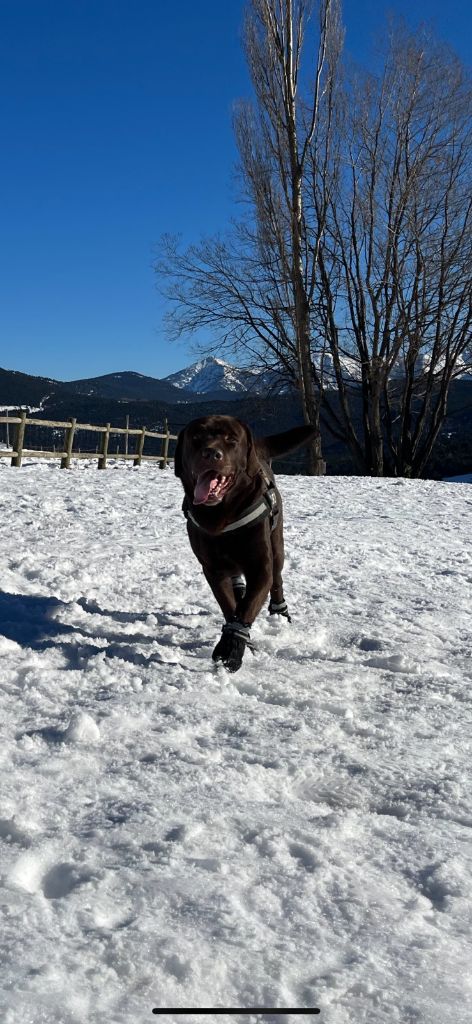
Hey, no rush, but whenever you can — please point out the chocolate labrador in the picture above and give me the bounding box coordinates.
[174,414,316,672]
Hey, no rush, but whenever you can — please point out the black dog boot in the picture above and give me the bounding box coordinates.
[212,617,251,673]
[268,599,292,623]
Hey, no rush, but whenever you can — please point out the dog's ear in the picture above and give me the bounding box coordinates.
[244,424,260,478]
[173,429,185,478]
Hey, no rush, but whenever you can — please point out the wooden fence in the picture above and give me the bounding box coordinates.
[0,411,178,469]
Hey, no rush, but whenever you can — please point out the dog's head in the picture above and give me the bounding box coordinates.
[174,415,260,506]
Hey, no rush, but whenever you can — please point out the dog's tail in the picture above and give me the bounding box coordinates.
[256,424,317,461]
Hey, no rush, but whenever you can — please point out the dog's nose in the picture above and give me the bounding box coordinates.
[202,446,224,462]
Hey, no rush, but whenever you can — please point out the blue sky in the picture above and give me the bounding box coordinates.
[1,0,470,382]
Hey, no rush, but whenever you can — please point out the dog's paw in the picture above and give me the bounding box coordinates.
[268,599,292,623]
[212,634,245,673]
[212,619,250,673]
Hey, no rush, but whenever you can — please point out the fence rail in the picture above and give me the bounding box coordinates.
[0,411,178,469]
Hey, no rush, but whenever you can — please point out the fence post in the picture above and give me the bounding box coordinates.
[61,417,77,469]
[133,426,146,467]
[159,418,170,469]
[98,424,111,469]
[11,409,27,467]
[125,414,129,457]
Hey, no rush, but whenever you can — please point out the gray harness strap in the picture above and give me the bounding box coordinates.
[183,473,279,535]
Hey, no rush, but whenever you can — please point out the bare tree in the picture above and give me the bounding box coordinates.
[314,23,472,475]
[157,0,343,474]
[157,9,472,478]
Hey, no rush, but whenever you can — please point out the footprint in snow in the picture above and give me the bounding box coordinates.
[142,824,187,861]
[288,841,319,873]
[357,636,386,652]
[164,953,192,982]
[0,817,33,848]
[9,851,93,898]
[41,862,94,900]
[164,824,186,842]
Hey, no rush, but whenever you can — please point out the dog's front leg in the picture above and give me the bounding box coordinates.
[212,565,272,673]
[209,562,270,673]
[199,571,248,672]
[203,571,237,621]
[236,561,273,626]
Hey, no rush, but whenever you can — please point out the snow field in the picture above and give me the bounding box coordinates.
[0,460,471,1024]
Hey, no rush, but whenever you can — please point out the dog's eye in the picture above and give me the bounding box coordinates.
[225,436,237,447]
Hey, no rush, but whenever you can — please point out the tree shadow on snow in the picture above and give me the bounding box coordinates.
[0,590,78,648]
[0,589,206,670]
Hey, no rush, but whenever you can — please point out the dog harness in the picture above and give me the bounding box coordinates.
[182,471,279,535]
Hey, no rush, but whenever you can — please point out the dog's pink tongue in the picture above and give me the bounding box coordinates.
[193,472,219,505]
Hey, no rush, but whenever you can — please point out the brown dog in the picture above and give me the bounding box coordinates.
[174,414,316,672]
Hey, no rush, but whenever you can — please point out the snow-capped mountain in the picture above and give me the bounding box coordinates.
[2,353,471,416]
[163,356,268,399]
[165,354,365,397]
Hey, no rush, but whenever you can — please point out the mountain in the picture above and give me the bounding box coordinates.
[0,367,60,409]
[1,361,471,478]
[60,370,186,404]
[0,356,361,412]
[164,356,259,398]
[163,356,286,400]
[0,366,191,411]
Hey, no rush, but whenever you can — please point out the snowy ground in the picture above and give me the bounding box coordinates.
[0,459,471,1024]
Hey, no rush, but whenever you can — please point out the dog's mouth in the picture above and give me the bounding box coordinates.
[193,471,234,506]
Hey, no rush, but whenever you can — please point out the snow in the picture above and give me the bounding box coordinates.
[0,406,43,414]
[1,459,471,1024]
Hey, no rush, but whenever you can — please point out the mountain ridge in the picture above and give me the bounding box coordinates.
[164,355,280,399]
[1,358,470,480]
[2,353,471,412]
[0,358,269,408]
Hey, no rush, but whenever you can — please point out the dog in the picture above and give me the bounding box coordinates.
[174,414,316,672]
